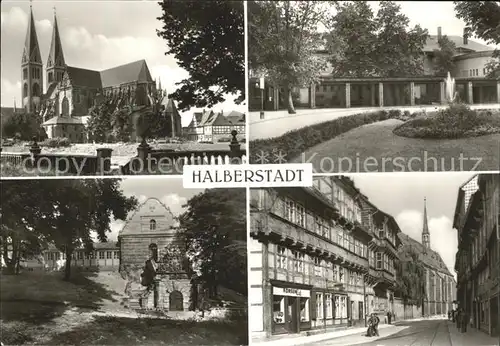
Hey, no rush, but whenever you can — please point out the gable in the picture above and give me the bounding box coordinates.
[118,198,176,237]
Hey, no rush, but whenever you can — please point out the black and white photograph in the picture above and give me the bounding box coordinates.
[0,178,248,345]
[248,1,500,173]
[0,0,246,177]
[249,173,500,346]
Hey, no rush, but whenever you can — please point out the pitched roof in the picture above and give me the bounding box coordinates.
[99,59,153,88]
[47,242,119,251]
[424,35,494,53]
[22,7,42,64]
[42,115,86,126]
[398,232,452,277]
[66,66,102,89]
[225,111,245,125]
[47,13,65,69]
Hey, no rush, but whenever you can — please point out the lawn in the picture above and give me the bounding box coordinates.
[291,119,500,172]
[0,271,248,345]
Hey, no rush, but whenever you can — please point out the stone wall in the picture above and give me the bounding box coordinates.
[157,275,192,311]
[120,235,173,267]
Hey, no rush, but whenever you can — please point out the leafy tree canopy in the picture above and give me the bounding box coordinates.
[157,0,244,111]
[433,35,457,77]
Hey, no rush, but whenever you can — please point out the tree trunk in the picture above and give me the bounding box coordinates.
[64,248,72,281]
[287,87,296,114]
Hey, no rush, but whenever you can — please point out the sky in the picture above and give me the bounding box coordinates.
[351,172,478,280]
[102,177,205,242]
[0,0,246,127]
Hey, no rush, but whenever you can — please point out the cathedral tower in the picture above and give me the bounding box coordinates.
[21,4,44,113]
[422,197,430,248]
[46,8,66,88]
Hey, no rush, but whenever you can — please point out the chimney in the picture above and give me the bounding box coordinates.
[437,27,442,41]
[463,28,468,45]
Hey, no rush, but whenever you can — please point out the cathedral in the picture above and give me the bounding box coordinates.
[11,6,182,142]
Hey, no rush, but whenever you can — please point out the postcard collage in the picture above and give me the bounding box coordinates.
[1,1,500,346]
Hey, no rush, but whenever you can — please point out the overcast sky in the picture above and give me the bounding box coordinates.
[0,0,245,127]
[104,177,206,241]
[351,172,479,280]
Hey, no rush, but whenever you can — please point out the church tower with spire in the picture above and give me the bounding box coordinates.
[21,3,44,113]
[46,8,66,88]
[422,197,430,249]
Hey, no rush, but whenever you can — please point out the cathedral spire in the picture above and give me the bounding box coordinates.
[422,197,430,248]
[22,4,42,65]
[47,7,66,79]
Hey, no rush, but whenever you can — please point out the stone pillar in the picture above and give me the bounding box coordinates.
[96,148,113,175]
[378,83,384,107]
[310,83,316,109]
[154,278,161,308]
[136,140,151,174]
[371,84,376,106]
[440,81,446,104]
[410,82,415,106]
[229,130,242,164]
[467,81,473,104]
[345,83,351,108]
[273,87,279,111]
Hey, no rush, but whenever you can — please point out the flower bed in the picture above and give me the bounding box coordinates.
[393,103,500,139]
[249,109,405,163]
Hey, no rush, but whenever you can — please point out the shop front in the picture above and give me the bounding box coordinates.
[271,283,312,335]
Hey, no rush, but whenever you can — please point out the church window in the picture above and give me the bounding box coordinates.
[149,243,159,262]
[23,83,28,97]
[32,83,40,97]
[23,68,28,79]
[48,72,53,83]
[62,97,69,116]
[150,219,156,231]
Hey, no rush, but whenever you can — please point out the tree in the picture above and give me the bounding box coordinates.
[433,35,457,76]
[249,1,332,114]
[327,1,428,77]
[395,248,427,308]
[177,189,247,297]
[1,112,47,141]
[1,179,138,280]
[86,99,114,143]
[157,1,244,111]
[454,1,500,78]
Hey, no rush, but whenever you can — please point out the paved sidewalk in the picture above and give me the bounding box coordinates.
[251,324,397,346]
[447,321,499,346]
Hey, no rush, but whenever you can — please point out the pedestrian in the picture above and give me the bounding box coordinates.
[461,310,468,333]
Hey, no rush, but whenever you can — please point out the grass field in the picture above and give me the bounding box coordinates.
[0,271,248,345]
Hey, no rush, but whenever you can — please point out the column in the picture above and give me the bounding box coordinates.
[371,84,376,106]
[497,82,500,104]
[440,81,446,104]
[410,82,415,106]
[310,83,316,109]
[345,83,351,108]
[467,81,473,104]
[273,87,279,111]
[378,83,384,107]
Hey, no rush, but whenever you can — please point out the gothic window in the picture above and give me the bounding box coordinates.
[32,83,40,97]
[23,83,28,97]
[61,97,69,116]
[150,219,156,231]
[23,68,28,79]
[149,243,158,262]
[48,72,54,83]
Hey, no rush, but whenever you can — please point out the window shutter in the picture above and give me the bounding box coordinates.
[310,290,317,320]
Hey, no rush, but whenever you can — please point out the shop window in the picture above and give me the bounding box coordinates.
[273,296,285,324]
[316,293,323,319]
[300,297,310,322]
[325,294,333,319]
[277,246,287,269]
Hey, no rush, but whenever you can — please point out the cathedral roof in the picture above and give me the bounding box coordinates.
[22,7,42,65]
[47,12,65,69]
[65,66,102,88]
[99,59,153,88]
[398,232,453,277]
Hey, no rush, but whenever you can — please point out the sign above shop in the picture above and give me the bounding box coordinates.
[273,286,310,298]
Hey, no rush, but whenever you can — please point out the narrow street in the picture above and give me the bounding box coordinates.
[304,319,499,346]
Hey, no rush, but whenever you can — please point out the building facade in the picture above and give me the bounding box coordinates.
[183,110,245,142]
[2,7,182,142]
[249,27,499,112]
[249,176,400,340]
[454,174,500,337]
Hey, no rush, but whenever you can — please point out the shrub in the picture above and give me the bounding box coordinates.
[249,109,399,162]
[40,137,71,148]
[393,104,500,139]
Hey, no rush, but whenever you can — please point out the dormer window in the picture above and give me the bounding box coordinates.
[150,219,156,231]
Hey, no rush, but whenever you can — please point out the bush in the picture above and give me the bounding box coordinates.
[40,137,71,148]
[393,103,500,139]
[249,109,398,162]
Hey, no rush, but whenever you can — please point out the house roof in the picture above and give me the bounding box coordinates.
[398,232,453,277]
[42,115,86,126]
[46,242,119,251]
[423,35,494,53]
[225,111,245,125]
[99,59,153,88]
[66,66,102,89]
